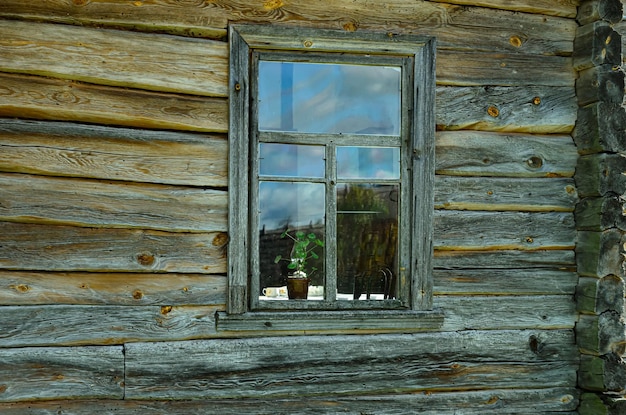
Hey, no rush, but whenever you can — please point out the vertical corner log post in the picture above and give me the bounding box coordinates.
[574,2,626,413]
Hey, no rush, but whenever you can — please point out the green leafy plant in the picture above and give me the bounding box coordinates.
[274,229,324,278]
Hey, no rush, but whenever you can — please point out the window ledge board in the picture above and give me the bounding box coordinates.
[216,309,444,335]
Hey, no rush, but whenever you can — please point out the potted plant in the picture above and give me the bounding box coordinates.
[274,229,324,299]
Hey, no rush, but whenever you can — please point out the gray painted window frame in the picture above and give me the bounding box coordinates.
[222,24,439,331]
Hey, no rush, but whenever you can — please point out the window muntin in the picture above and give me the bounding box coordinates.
[252,54,409,310]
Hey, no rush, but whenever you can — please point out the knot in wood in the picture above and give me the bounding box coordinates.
[487,106,499,117]
[263,0,284,10]
[532,96,541,105]
[160,306,172,315]
[509,35,523,48]
[11,284,30,293]
[212,232,229,247]
[343,21,358,32]
[132,290,144,300]
[303,40,314,48]
[136,252,155,266]
[526,156,543,169]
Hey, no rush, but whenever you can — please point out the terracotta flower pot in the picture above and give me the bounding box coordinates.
[287,278,309,299]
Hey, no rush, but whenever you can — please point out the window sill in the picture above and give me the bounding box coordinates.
[216,309,444,335]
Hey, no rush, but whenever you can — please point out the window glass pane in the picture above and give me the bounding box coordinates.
[259,143,325,178]
[337,146,400,180]
[258,61,401,135]
[258,182,325,300]
[336,184,398,300]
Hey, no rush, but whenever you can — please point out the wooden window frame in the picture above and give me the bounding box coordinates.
[219,25,441,333]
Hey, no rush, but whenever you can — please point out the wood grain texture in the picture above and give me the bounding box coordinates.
[577,229,626,278]
[0,222,227,274]
[0,173,227,232]
[0,389,581,414]
[430,0,579,17]
[0,271,226,306]
[577,311,626,355]
[434,211,576,250]
[0,20,228,97]
[0,120,228,186]
[435,131,578,177]
[434,249,575,269]
[435,176,578,212]
[124,330,577,399]
[577,275,625,315]
[436,295,577,331]
[0,346,123,402]
[0,305,220,347]
[436,85,577,133]
[433,269,577,295]
[573,102,626,155]
[0,74,228,133]
[0,1,577,52]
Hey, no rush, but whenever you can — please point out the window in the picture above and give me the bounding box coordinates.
[224,25,438,327]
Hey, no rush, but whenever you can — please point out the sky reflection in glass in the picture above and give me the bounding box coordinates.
[337,146,399,179]
[258,61,401,135]
[259,181,325,231]
[259,143,325,178]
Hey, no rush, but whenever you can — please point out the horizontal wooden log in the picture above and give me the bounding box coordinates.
[0,271,226,306]
[0,388,582,415]
[435,176,578,212]
[575,195,626,231]
[573,102,626,155]
[0,73,228,133]
[0,120,227,187]
[575,153,626,197]
[577,0,624,25]
[574,21,622,70]
[0,346,123,402]
[436,295,577,331]
[0,20,228,97]
[124,330,577,399]
[430,0,578,17]
[577,275,625,315]
[579,353,626,392]
[434,269,577,295]
[434,211,575,251]
[576,65,625,107]
[436,86,576,133]
[0,305,220,347]
[577,311,626,355]
[0,1,577,52]
[577,229,626,278]
[0,173,227,232]
[435,131,578,178]
[0,222,227,274]
[434,249,575,270]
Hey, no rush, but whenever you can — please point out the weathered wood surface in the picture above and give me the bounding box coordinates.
[434,211,575,250]
[577,65,625,107]
[577,275,625,314]
[573,102,626,155]
[0,346,123,402]
[0,305,220,348]
[0,20,228,97]
[577,229,626,278]
[577,311,626,355]
[0,1,577,51]
[436,295,576,331]
[0,73,228,133]
[1,173,227,232]
[0,24,576,91]
[577,0,623,25]
[0,222,227,274]
[0,120,228,186]
[575,195,626,231]
[580,392,626,415]
[435,176,578,212]
[579,353,626,392]
[124,330,576,399]
[433,269,577,295]
[435,131,578,177]
[436,85,576,133]
[434,249,575,269]
[0,388,580,414]
[574,21,622,70]
[575,153,626,198]
[0,271,226,306]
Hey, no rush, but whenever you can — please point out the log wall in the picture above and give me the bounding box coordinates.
[0,1,589,413]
